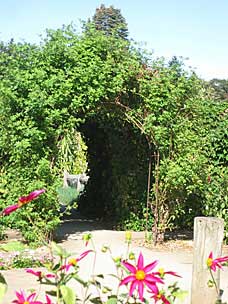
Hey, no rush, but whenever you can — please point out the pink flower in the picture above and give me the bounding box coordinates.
[12,289,43,304]
[207,251,228,272]
[2,204,19,215]
[1,189,45,216]
[18,189,45,206]
[26,268,56,280]
[61,250,92,271]
[120,252,163,301]
[151,291,170,304]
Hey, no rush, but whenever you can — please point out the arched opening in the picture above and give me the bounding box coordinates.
[77,110,150,229]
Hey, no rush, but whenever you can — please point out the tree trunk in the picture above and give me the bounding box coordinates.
[153,150,160,245]
[145,142,152,234]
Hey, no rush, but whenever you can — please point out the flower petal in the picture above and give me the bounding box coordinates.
[120,275,136,286]
[14,290,26,301]
[145,281,159,294]
[143,260,158,273]
[122,261,136,274]
[161,294,171,304]
[216,256,228,263]
[77,250,92,262]
[26,269,42,278]
[215,263,222,270]
[208,252,213,259]
[154,270,181,277]
[65,264,71,272]
[138,280,144,301]
[61,264,71,272]
[137,252,144,269]
[46,294,53,304]
[27,292,37,301]
[129,280,138,297]
[164,271,181,277]
[46,273,56,278]
[19,189,45,204]
[146,274,164,284]
[2,204,19,216]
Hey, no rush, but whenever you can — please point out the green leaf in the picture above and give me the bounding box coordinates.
[106,296,118,304]
[108,274,120,280]
[90,297,103,304]
[51,242,69,258]
[172,290,188,302]
[51,242,64,256]
[46,290,57,297]
[60,285,76,304]
[71,274,88,287]
[0,273,7,302]
[95,274,104,279]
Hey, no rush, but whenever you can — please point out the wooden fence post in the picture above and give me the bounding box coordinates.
[191,217,224,304]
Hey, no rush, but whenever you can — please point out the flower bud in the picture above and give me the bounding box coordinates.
[101,245,109,253]
[158,267,165,278]
[82,233,92,246]
[113,256,121,267]
[207,279,214,288]
[128,252,135,260]
[102,287,109,294]
[125,231,132,243]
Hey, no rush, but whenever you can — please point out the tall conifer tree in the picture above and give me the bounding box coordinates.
[91,4,128,40]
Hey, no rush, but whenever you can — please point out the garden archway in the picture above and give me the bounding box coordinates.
[77,108,150,229]
[0,25,214,243]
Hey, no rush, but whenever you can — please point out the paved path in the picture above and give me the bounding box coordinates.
[2,217,228,303]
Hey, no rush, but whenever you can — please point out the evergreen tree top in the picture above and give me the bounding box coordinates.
[91,4,129,40]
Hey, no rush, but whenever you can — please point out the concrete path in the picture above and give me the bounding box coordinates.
[2,217,228,303]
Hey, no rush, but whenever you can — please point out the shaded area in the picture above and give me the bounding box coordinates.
[78,116,150,229]
[55,205,193,244]
[54,209,108,242]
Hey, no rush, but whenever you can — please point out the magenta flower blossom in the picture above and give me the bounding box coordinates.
[151,291,170,304]
[18,189,46,206]
[1,189,45,216]
[120,252,163,301]
[207,251,228,272]
[12,289,43,304]
[26,268,56,280]
[61,250,92,271]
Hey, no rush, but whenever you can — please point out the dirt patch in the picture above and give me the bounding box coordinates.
[133,239,193,252]
[129,229,193,252]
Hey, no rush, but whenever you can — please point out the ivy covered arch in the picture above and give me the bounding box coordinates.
[0,25,221,244]
[78,106,149,227]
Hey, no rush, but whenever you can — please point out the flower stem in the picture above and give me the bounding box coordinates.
[209,268,219,296]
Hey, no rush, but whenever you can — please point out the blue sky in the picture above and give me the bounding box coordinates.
[1,0,228,80]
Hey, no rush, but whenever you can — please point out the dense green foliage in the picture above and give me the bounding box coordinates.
[0,20,227,244]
